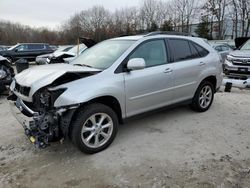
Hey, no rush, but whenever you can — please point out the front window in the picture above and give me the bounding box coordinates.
[240,39,250,50]
[72,40,135,70]
[8,44,19,51]
[129,40,167,67]
[16,44,28,51]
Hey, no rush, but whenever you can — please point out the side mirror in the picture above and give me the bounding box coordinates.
[127,58,146,71]
[14,49,18,52]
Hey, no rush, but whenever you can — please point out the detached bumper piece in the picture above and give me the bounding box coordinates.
[222,78,250,92]
[8,96,56,148]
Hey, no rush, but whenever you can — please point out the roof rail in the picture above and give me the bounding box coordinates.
[145,31,193,37]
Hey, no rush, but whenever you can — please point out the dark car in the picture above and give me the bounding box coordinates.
[0,45,9,51]
[0,43,54,63]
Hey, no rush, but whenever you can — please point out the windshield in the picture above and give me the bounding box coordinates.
[68,44,87,55]
[71,40,135,69]
[8,44,19,50]
[240,39,250,50]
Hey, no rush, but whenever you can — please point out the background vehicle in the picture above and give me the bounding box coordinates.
[36,45,73,65]
[0,55,14,93]
[8,32,222,154]
[0,43,54,63]
[47,38,96,64]
[211,43,233,62]
[0,45,9,51]
[49,45,59,51]
[224,37,250,79]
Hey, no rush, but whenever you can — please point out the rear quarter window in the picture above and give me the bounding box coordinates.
[192,42,209,57]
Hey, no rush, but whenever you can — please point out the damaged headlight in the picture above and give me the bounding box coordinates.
[40,91,50,106]
[49,88,67,105]
[40,88,67,107]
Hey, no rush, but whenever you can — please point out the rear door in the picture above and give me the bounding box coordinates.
[167,38,208,103]
[124,39,175,117]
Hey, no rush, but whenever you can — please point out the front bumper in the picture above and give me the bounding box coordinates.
[9,99,37,130]
[9,98,48,148]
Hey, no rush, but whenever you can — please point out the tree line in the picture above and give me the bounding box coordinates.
[0,0,249,45]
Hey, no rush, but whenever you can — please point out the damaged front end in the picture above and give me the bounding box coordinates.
[8,86,78,148]
[7,63,101,149]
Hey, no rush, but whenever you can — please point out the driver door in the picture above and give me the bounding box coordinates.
[124,39,174,117]
[14,44,29,59]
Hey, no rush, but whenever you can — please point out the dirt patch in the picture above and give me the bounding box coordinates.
[0,88,250,187]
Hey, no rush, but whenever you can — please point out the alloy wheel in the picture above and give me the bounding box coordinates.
[81,113,113,149]
[199,85,212,109]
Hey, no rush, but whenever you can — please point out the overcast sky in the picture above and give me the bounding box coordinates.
[0,0,142,29]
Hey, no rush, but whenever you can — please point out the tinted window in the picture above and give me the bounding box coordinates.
[221,45,229,51]
[189,42,200,58]
[215,46,222,52]
[28,44,45,50]
[169,39,196,62]
[193,43,209,57]
[129,40,167,67]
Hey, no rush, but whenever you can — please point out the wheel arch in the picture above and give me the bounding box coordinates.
[72,95,123,124]
[201,76,217,91]
[67,95,123,140]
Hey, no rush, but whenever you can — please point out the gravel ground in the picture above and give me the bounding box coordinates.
[0,87,250,188]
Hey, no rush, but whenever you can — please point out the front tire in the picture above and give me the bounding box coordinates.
[190,81,214,112]
[71,103,118,154]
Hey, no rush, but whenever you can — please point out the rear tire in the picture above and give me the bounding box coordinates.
[190,81,214,112]
[71,103,118,154]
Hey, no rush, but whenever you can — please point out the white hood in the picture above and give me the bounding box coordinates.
[12,63,100,101]
[230,50,250,58]
[53,51,76,58]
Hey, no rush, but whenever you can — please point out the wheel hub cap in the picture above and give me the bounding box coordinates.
[81,113,113,148]
[199,85,212,109]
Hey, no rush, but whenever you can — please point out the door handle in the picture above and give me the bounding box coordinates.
[164,68,173,73]
[199,62,206,66]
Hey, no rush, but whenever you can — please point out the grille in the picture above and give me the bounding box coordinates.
[15,82,31,96]
[232,59,250,66]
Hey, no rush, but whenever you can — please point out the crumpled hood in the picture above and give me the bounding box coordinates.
[229,50,250,58]
[13,63,100,100]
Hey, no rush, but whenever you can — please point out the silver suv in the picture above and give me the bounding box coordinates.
[8,32,223,154]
